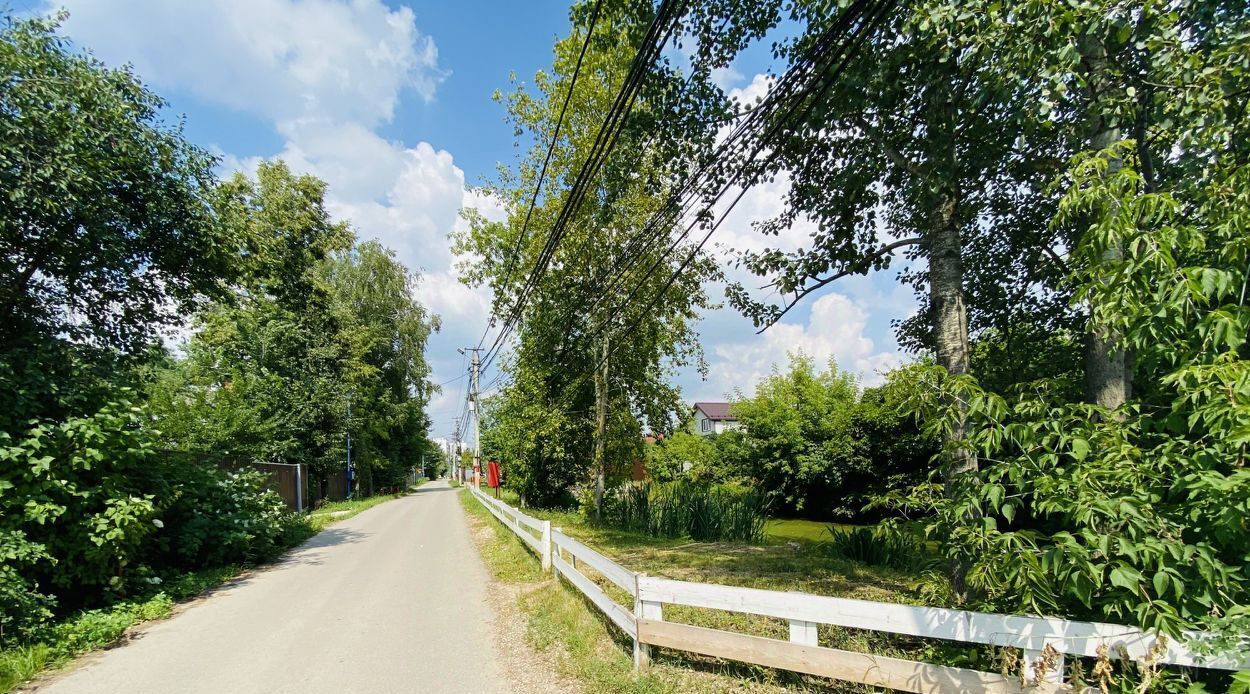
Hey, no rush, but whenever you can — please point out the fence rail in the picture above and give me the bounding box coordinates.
[467,486,1247,692]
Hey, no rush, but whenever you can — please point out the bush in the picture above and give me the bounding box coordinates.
[0,532,53,646]
[596,481,768,543]
[157,466,303,568]
[0,396,304,643]
[0,397,159,628]
[825,526,929,571]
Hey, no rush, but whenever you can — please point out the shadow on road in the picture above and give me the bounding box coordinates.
[408,485,454,495]
[298,526,372,552]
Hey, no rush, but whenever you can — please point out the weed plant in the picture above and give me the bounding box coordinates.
[596,481,768,543]
[825,526,930,571]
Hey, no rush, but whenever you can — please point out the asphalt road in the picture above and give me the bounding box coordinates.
[38,480,510,694]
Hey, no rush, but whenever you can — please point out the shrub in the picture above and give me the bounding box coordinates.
[596,481,768,543]
[157,466,302,568]
[0,397,158,625]
[0,397,304,643]
[825,526,929,571]
[0,532,53,646]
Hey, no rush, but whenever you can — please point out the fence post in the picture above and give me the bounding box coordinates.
[294,463,303,513]
[634,573,662,672]
[541,520,552,572]
[788,619,818,647]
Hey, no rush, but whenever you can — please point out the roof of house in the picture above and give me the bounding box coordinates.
[693,402,737,421]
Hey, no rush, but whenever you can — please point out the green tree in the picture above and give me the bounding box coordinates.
[728,353,860,517]
[644,430,720,483]
[322,241,440,489]
[0,13,238,429]
[148,161,355,488]
[151,163,440,496]
[457,0,715,509]
[886,0,1250,644]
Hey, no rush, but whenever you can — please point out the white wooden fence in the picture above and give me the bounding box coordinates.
[468,486,1247,693]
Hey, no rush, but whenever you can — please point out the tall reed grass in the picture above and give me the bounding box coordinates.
[595,481,768,543]
[825,525,930,570]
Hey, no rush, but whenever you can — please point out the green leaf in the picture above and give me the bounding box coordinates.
[1110,565,1143,591]
[1153,570,1169,598]
[1070,438,1090,461]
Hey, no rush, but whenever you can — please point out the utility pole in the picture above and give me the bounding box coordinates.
[345,393,353,499]
[458,347,483,489]
[469,348,482,489]
[452,417,462,483]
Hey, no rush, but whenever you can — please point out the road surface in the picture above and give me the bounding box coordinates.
[38,480,511,694]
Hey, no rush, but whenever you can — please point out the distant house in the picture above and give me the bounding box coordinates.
[691,402,739,436]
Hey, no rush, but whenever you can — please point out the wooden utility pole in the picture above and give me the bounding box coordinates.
[452,417,462,482]
[593,336,608,519]
[462,347,483,489]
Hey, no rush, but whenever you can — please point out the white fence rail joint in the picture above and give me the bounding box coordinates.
[464,485,1245,691]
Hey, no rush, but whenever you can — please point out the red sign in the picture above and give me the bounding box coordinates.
[487,460,501,488]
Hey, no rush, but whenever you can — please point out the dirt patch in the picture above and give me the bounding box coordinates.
[486,581,582,694]
[463,501,581,694]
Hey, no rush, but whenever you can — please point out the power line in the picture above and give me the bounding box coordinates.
[482,0,606,349]
[468,1,895,437]
[539,0,896,401]
[581,0,895,355]
[478,0,684,374]
[432,372,468,389]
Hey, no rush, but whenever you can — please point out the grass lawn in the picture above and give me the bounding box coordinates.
[1,488,417,693]
[463,487,968,693]
[763,518,859,545]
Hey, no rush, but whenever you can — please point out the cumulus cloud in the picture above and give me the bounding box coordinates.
[54,0,443,125]
[50,0,494,433]
[728,72,773,106]
[700,292,905,399]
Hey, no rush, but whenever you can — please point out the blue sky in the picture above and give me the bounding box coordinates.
[39,0,918,441]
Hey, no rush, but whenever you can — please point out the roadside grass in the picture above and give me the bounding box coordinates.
[460,488,544,583]
[468,488,994,691]
[460,488,950,693]
[1,488,417,693]
[763,518,857,544]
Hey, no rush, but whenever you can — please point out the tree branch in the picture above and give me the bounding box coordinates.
[756,236,923,334]
[1039,245,1068,274]
[852,113,926,180]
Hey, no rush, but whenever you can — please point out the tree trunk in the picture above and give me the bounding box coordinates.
[929,194,975,482]
[593,336,608,519]
[926,78,976,485]
[1079,34,1130,411]
[925,78,976,600]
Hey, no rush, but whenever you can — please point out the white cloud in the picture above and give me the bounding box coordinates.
[703,292,905,398]
[54,0,443,126]
[710,65,744,91]
[728,72,773,106]
[51,0,489,436]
